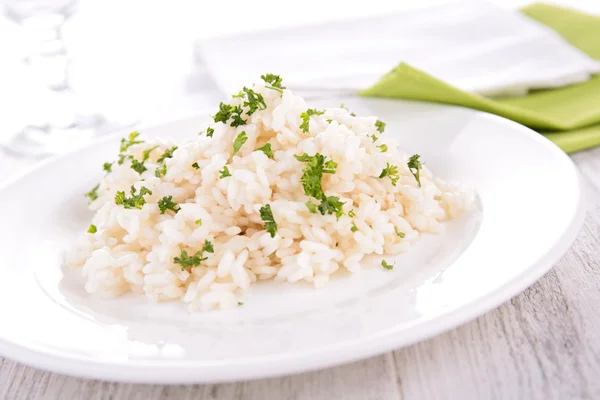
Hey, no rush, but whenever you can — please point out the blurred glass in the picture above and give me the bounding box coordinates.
[1,0,126,157]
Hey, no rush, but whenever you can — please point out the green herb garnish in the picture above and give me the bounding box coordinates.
[294,153,337,199]
[142,145,159,162]
[379,163,400,186]
[219,166,231,178]
[306,200,317,214]
[377,144,388,153]
[233,131,248,155]
[157,146,177,163]
[407,154,423,187]
[256,143,274,159]
[381,260,394,270]
[84,184,100,203]
[237,301,244,306]
[375,120,386,133]
[114,186,152,209]
[206,127,214,137]
[130,158,147,175]
[394,227,406,238]
[369,134,379,143]
[192,162,200,170]
[317,195,345,219]
[87,224,97,234]
[241,87,266,115]
[103,162,113,174]
[118,154,128,165]
[299,109,325,133]
[158,195,180,214]
[119,131,143,153]
[259,204,278,237]
[351,222,358,232]
[155,164,167,177]
[261,73,286,92]
[173,240,214,270]
[195,219,202,226]
[348,209,356,218]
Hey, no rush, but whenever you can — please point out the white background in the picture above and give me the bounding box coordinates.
[0,0,599,140]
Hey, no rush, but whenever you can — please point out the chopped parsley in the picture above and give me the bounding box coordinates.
[158,195,180,214]
[381,260,395,270]
[157,146,177,163]
[348,209,356,218]
[155,164,167,177]
[240,87,266,115]
[103,162,113,173]
[237,301,244,306]
[407,154,423,187]
[256,143,274,159]
[306,200,317,214]
[299,109,325,133]
[118,154,128,165]
[206,127,214,137]
[213,103,247,127]
[317,195,345,220]
[195,219,202,226]
[259,204,278,237]
[84,184,100,203]
[173,240,214,270]
[375,119,386,133]
[192,162,200,170]
[369,134,379,143]
[379,163,400,186]
[142,145,159,161]
[233,131,248,155]
[219,166,231,178]
[326,119,333,123]
[351,222,358,232]
[294,153,337,199]
[114,186,152,209]
[119,131,143,153]
[130,158,147,175]
[377,144,388,153]
[394,227,406,238]
[87,224,97,234]
[261,73,286,92]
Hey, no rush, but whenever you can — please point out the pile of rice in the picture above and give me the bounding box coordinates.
[68,75,472,311]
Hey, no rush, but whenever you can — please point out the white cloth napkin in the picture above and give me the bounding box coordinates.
[195,0,600,98]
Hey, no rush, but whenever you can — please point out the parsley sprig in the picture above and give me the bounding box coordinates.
[407,154,423,187]
[379,163,400,186]
[256,143,274,159]
[381,260,395,270]
[220,166,231,178]
[158,196,180,214]
[233,131,248,155]
[295,153,344,218]
[375,120,386,133]
[259,204,278,237]
[261,73,286,92]
[120,131,143,153]
[214,103,247,127]
[174,240,214,270]
[299,109,325,133]
[115,186,152,209]
[157,146,177,163]
[85,184,100,203]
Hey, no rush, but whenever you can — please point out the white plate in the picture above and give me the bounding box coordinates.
[0,98,585,384]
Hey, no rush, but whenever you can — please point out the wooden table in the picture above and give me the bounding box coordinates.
[1,1,600,398]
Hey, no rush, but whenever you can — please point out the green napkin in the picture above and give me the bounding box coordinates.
[360,3,600,153]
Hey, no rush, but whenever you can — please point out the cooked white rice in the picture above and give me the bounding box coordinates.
[68,76,473,311]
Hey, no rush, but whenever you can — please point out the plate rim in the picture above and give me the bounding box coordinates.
[0,102,586,383]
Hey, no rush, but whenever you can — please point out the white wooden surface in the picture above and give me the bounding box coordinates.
[2,1,600,399]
